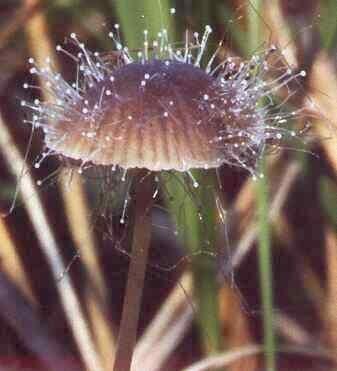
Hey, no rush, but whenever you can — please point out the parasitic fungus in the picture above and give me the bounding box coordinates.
[22,26,306,179]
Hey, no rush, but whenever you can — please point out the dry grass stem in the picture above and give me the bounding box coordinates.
[60,172,107,299]
[24,0,57,102]
[0,0,40,50]
[264,0,297,67]
[0,270,81,371]
[60,171,116,368]
[0,217,35,303]
[232,162,301,268]
[182,344,262,371]
[232,178,255,234]
[24,4,106,370]
[274,216,326,313]
[308,52,337,174]
[133,273,193,370]
[231,152,285,236]
[218,285,259,371]
[137,302,194,371]
[275,313,314,346]
[0,111,103,371]
[183,344,334,371]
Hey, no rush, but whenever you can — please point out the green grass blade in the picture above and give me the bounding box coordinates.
[163,171,222,354]
[114,0,175,50]
[319,0,337,50]
[256,161,276,371]
[247,1,277,370]
[320,176,337,229]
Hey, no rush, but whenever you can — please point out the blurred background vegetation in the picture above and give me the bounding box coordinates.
[0,0,337,370]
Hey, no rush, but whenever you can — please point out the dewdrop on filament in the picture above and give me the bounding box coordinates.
[23,23,307,183]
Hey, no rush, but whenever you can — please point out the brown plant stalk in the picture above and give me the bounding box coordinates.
[113,172,155,371]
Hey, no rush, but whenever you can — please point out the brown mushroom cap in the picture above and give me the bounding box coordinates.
[45,59,262,171]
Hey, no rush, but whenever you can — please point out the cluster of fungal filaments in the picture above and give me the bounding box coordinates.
[21,18,307,181]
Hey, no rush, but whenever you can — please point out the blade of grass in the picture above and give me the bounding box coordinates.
[184,344,262,371]
[24,4,110,370]
[264,0,297,67]
[319,0,337,50]
[324,227,337,359]
[141,305,194,371]
[60,171,116,369]
[0,110,103,371]
[273,216,326,316]
[0,0,40,50]
[320,177,337,230]
[218,284,259,371]
[247,1,277,369]
[133,273,194,371]
[0,269,82,371]
[133,272,193,365]
[0,217,35,303]
[164,171,222,353]
[255,160,276,371]
[308,52,337,173]
[183,344,334,371]
[275,312,313,345]
[114,0,175,51]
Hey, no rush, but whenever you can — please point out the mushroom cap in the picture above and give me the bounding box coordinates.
[45,59,262,171]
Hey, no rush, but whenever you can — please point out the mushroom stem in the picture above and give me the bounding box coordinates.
[113,171,154,371]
